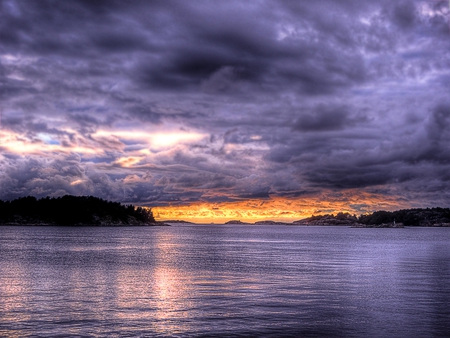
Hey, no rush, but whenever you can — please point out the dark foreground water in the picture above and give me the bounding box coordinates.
[0,225,449,337]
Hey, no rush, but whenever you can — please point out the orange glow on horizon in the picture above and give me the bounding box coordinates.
[152,191,413,223]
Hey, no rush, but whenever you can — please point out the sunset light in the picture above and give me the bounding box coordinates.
[2,1,450,336]
[93,130,206,150]
[152,192,411,223]
[1,0,450,218]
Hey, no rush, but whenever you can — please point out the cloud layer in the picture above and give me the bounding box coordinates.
[1,0,450,220]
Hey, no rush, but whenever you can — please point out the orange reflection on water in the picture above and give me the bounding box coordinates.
[0,262,32,326]
[113,233,195,335]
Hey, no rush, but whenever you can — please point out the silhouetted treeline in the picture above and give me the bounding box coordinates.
[293,212,358,225]
[0,195,156,226]
[358,208,450,226]
[295,208,450,226]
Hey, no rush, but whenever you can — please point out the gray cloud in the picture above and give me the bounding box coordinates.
[293,104,366,132]
[1,0,450,212]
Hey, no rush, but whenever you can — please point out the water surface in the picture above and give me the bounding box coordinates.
[1,225,449,337]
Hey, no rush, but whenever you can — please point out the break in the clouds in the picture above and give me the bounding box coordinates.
[1,0,450,220]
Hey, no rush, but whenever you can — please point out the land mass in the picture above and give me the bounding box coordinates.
[225,220,252,225]
[163,220,195,224]
[0,195,168,226]
[224,208,450,227]
[224,220,289,225]
[292,208,450,227]
[2,196,450,227]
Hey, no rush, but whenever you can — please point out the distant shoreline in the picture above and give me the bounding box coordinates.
[2,196,450,228]
[3,222,450,228]
[220,208,450,227]
[162,221,450,227]
[0,222,169,227]
[0,222,171,228]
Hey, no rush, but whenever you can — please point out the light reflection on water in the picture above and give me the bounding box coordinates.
[0,225,450,337]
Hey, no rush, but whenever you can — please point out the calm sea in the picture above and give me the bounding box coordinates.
[0,225,449,337]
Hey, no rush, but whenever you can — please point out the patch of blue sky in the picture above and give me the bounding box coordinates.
[120,139,145,146]
[124,144,148,151]
[37,133,60,145]
[67,105,96,113]
[87,156,117,164]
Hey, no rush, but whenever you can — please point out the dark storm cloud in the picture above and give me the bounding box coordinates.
[0,0,358,95]
[2,0,450,210]
[293,104,366,132]
[260,106,448,193]
[262,102,450,195]
[427,103,450,142]
[390,1,419,30]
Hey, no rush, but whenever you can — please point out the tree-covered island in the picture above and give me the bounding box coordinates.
[0,195,167,226]
[293,208,450,227]
[224,209,450,227]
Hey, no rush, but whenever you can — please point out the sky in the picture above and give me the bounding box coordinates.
[1,0,450,222]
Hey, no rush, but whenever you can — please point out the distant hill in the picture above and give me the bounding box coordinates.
[0,195,167,226]
[163,220,195,224]
[254,220,289,225]
[225,220,252,225]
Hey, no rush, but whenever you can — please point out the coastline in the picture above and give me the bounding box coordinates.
[163,221,450,227]
[0,221,170,227]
